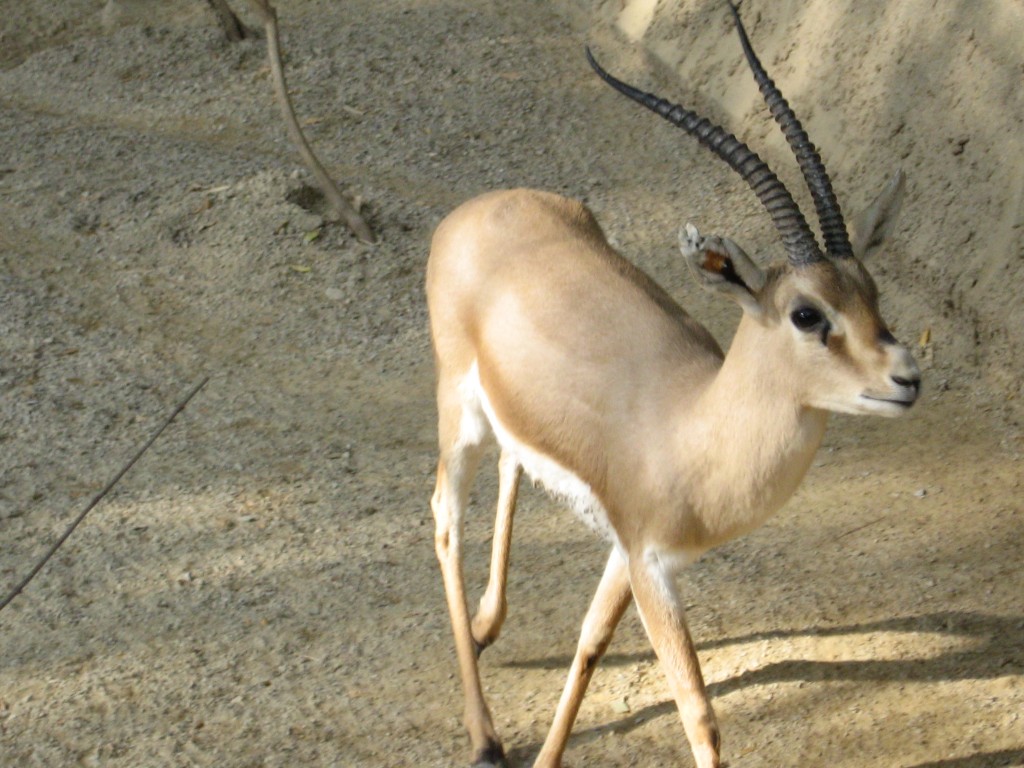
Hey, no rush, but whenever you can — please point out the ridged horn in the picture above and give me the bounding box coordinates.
[586,47,822,267]
[727,1,854,259]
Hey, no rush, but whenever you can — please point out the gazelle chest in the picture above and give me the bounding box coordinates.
[666,406,829,548]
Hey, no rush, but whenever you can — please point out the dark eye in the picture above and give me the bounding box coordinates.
[790,306,824,331]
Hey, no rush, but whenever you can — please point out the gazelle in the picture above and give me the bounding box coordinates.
[426,3,920,767]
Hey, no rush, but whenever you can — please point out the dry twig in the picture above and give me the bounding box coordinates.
[0,377,209,614]
[247,0,376,244]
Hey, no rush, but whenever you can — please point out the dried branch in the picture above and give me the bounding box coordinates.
[0,377,209,614]
[247,0,376,244]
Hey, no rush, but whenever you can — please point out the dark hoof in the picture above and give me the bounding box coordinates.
[471,741,507,768]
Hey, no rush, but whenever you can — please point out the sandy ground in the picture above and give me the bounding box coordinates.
[1,1,1022,766]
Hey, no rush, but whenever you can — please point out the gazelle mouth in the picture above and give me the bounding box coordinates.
[861,394,916,408]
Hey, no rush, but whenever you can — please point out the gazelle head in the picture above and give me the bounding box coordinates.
[587,2,920,417]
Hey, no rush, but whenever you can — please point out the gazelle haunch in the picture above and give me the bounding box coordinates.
[427,5,920,767]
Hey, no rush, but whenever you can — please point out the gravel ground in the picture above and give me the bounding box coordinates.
[1,1,1021,767]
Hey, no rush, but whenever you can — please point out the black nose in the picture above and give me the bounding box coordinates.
[892,375,920,390]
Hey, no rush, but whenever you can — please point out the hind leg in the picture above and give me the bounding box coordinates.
[471,449,522,654]
[432,385,506,767]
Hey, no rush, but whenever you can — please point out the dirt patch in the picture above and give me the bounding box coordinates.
[1,1,1021,767]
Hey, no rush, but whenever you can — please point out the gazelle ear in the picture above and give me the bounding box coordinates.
[680,224,766,315]
[850,169,905,260]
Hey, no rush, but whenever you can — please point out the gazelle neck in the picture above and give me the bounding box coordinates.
[670,314,829,548]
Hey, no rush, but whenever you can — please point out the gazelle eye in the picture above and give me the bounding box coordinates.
[790,306,824,331]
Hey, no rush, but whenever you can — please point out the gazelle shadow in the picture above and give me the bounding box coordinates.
[507,611,1023,685]
[905,749,1024,767]
[503,611,1024,765]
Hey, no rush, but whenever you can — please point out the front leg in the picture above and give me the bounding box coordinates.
[628,549,720,768]
[534,548,633,768]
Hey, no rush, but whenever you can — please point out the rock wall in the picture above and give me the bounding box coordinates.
[573,0,1024,400]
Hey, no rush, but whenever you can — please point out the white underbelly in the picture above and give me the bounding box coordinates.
[461,363,618,545]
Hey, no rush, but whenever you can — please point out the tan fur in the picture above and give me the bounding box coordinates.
[427,186,919,768]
